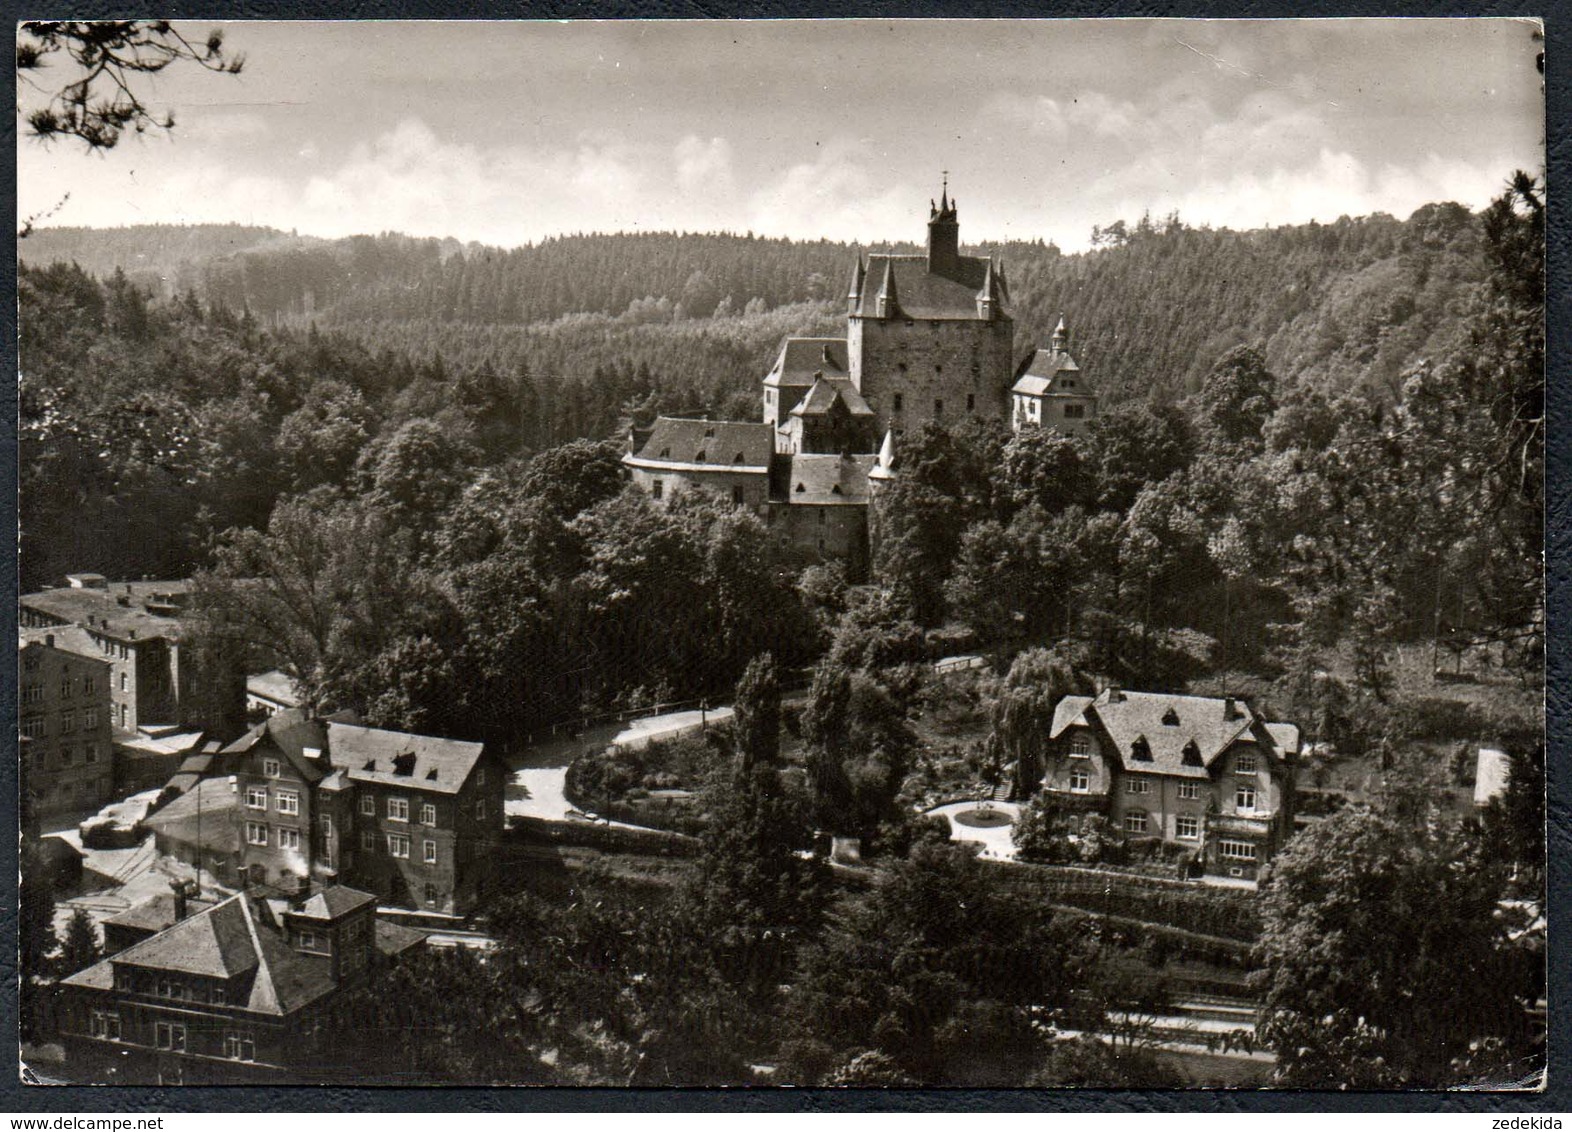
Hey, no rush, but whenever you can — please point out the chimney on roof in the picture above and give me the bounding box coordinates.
[170,878,193,922]
[1105,684,1124,704]
[126,584,134,594]
[1224,696,1243,720]
[44,633,54,649]
[288,873,311,909]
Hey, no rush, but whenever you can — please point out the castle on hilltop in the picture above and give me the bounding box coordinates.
[624,182,1098,576]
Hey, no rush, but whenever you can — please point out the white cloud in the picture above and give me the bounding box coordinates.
[674,135,734,196]
[746,138,910,242]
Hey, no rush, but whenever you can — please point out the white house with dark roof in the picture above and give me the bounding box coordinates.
[1039,687,1300,879]
[1012,316,1098,434]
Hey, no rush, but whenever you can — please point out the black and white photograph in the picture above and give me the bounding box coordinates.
[14,17,1547,1091]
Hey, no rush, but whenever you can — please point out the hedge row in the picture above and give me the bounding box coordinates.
[1000,865,1262,942]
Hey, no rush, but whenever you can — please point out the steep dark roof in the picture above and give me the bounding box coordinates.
[290,885,377,923]
[1050,689,1295,779]
[1012,344,1088,398]
[782,454,877,505]
[326,722,486,795]
[628,418,774,469]
[70,889,358,1016]
[851,254,1010,321]
[222,709,329,784]
[791,376,875,418]
[762,336,849,389]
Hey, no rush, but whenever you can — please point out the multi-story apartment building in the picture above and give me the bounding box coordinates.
[20,575,245,740]
[222,709,507,916]
[1038,687,1300,879]
[56,880,424,1084]
[19,627,114,820]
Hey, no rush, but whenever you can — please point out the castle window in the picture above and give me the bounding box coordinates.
[704,426,715,438]
[893,394,903,412]
[967,394,975,412]
[934,399,943,416]
[819,509,827,524]
[651,479,664,500]
[897,362,907,374]
[732,485,745,505]
[695,451,706,463]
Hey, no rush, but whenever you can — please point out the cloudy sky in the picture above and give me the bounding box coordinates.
[16,19,1544,251]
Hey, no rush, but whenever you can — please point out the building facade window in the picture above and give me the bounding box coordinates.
[892,393,903,412]
[20,684,42,705]
[388,834,411,859]
[731,485,745,505]
[1235,785,1257,813]
[1235,753,1258,774]
[424,840,437,864]
[155,1022,187,1052]
[278,828,301,851]
[425,883,440,905]
[1069,769,1090,793]
[1064,404,1086,420]
[1124,778,1150,794]
[262,758,281,778]
[82,709,97,729]
[320,814,332,838]
[1178,782,1200,800]
[1124,811,1148,834]
[60,712,75,734]
[388,797,409,822]
[361,830,377,851]
[85,744,98,765]
[276,790,300,816]
[245,787,267,810]
[90,1010,121,1041]
[420,803,437,826]
[246,822,269,846]
[1176,814,1200,839]
[299,931,318,950]
[651,479,663,500]
[1069,735,1090,757]
[120,673,128,692]
[1219,839,1257,862]
[224,1031,256,1061]
[360,795,375,817]
[21,719,45,739]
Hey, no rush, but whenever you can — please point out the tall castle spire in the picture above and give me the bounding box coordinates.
[875,258,902,318]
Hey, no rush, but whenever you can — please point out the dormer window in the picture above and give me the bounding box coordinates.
[704,426,715,438]
[734,452,745,463]
[831,484,843,495]
[659,447,671,458]
[1162,707,1180,726]
[1069,735,1090,758]
[795,483,806,493]
[1131,737,1152,762]
[1182,740,1203,767]
[695,451,707,463]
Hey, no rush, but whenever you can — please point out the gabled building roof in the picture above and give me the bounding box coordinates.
[222,709,330,784]
[626,418,774,471]
[326,722,486,796]
[790,376,875,419]
[851,254,1010,321]
[762,337,849,389]
[781,454,878,505]
[1050,688,1296,779]
[1012,346,1086,398]
[19,625,111,666]
[247,670,301,707]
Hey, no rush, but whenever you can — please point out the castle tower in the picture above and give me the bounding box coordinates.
[845,179,1015,436]
[927,180,960,279]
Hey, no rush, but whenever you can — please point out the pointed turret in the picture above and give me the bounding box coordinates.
[846,255,866,315]
[976,257,1003,319]
[875,259,902,319]
[869,428,897,483]
[1052,314,1069,353]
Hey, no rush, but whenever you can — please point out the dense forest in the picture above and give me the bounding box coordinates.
[25,199,1487,409]
[20,176,1545,1088]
